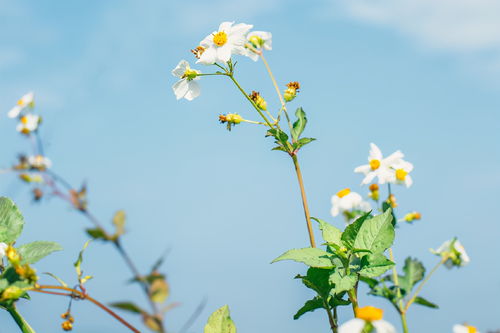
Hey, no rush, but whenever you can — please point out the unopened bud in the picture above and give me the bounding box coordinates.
[387,194,397,208]
[61,321,73,331]
[1,286,24,301]
[404,211,422,222]
[369,190,379,201]
[6,245,21,266]
[369,183,379,192]
[249,91,267,111]
[284,82,300,102]
[33,188,43,201]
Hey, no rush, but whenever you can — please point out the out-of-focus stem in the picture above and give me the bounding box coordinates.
[6,306,36,333]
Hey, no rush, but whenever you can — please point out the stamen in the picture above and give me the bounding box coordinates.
[213,31,228,47]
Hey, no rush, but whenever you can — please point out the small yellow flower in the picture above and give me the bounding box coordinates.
[284,81,300,102]
[249,91,267,111]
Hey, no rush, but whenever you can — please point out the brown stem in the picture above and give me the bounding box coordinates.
[291,155,316,248]
[33,285,141,333]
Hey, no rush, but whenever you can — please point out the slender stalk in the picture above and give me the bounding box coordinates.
[323,300,338,333]
[400,312,409,333]
[405,257,446,312]
[388,248,404,311]
[6,305,36,333]
[291,155,316,248]
[347,289,358,315]
[33,285,141,333]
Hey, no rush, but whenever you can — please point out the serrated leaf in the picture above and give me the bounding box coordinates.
[352,209,395,254]
[296,267,332,297]
[312,217,342,245]
[291,107,307,141]
[110,301,145,314]
[329,270,357,294]
[293,296,324,320]
[414,296,439,309]
[272,248,335,268]
[17,241,62,265]
[398,257,425,293]
[341,212,372,250]
[204,305,236,333]
[359,254,395,278]
[0,197,24,243]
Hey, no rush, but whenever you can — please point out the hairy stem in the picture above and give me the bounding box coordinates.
[6,305,36,333]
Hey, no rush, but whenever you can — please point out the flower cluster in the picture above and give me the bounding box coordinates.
[432,238,470,268]
[7,92,42,135]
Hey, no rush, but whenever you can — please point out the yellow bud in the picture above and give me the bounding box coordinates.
[1,286,24,301]
[369,190,379,201]
[249,91,267,111]
[61,321,73,331]
[283,82,300,102]
[369,183,379,192]
[387,194,397,208]
[6,245,21,266]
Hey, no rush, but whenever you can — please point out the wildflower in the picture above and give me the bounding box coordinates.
[16,114,41,134]
[368,183,379,201]
[331,188,371,217]
[453,324,479,333]
[28,155,52,170]
[172,60,201,101]
[197,21,253,65]
[284,82,300,102]
[244,31,272,61]
[219,113,243,131]
[8,92,34,118]
[389,159,414,188]
[339,306,396,333]
[354,143,404,185]
[0,242,7,260]
[431,238,470,268]
[249,91,267,110]
[403,211,421,222]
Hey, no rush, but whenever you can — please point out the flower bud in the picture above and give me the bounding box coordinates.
[387,194,397,208]
[403,211,422,222]
[284,82,300,102]
[61,321,73,331]
[369,190,379,201]
[219,114,243,131]
[6,245,21,266]
[369,184,379,192]
[249,91,267,111]
[1,286,24,301]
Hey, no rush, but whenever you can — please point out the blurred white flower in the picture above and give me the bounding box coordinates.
[432,238,470,268]
[16,114,40,134]
[331,188,371,217]
[197,21,253,65]
[354,143,404,185]
[453,324,479,333]
[244,31,272,61]
[28,155,52,170]
[339,306,396,333]
[0,242,7,259]
[172,60,201,101]
[8,92,34,118]
[388,159,414,188]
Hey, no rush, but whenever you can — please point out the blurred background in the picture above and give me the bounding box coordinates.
[1,0,499,332]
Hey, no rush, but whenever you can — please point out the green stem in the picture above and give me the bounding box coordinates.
[323,301,338,333]
[347,289,358,315]
[405,257,445,312]
[6,305,36,333]
[400,312,409,333]
[388,248,404,311]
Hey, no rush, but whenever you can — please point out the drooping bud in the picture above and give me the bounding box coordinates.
[219,114,243,131]
[284,82,300,102]
[1,286,24,301]
[61,321,73,331]
[249,91,267,111]
[403,211,422,222]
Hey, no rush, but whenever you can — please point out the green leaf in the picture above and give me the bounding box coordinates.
[293,137,316,151]
[291,107,307,141]
[110,301,145,314]
[293,296,324,320]
[296,267,332,297]
[17,241,62,265]
[414,296,439,309]
[398,257,425,293]
[0,197,24,243]
[85,228,109,241]
[74,240,91,279]
[359,276,379,289]
[272,248,335,268]
[359,254,395,278]
[204,305,236,333]
[340,212,372,250]
[329,270,357,294]
[352,209,395,254]
[382,202,397,227]
[312,217,342,245]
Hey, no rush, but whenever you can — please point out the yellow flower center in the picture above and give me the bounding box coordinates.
[336,188,350,198]
[20,116,28,124]
[369,159,380,170]
[213,31,228,47]
[395,169,407,181]
[466,326,477,333]
[17,98,24,106]
[182,68,198,81]
[355,306,383,322]
[249,35,264,48]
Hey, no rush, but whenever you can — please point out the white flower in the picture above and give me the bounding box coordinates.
[354,143,404,185]
[453,324,479,333]
[16,114,40,134]
[331,188,371,217]
[339,306,396,333]
[244,31,272,61]
[28,155,52,170]
[8,92,34,118]
[172,60,201,101]
[432,238,470,268]
[197,21,253,65]
[0,242,7,259]
[388,159,414,188]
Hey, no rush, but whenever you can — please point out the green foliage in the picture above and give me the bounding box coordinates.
[398,257,425,294]
[340,212,372,250]
[17,241,62,265]
[293,296,324,320]
[110,301,145,314]
[85,228,109,241]
[414,296,439,309]
[329,269,357,294]
[351,209,394,254]
[296,268,331,297]
[0,197,24,243]
[272,248,335,268]
[359,254,395,278]
[204,305,236,333]
[312,217,342,245]
[291,107,307,142]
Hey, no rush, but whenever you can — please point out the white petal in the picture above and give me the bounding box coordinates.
[230,22,253,35]
[369,143,383,160]
[218,21,234,32]
[384,150,404,166]
[216,45,232,63]
[172,60,188,78]
[339,318,365,333]
[8,106,22,118]
[453,325,473,333]
[404,175,413,188]
[373,320,397,333]
[197,47,217,65]
[172,80,189,100]
[354,164,371,175]
[361,172,377,185]
[184,81,201,101]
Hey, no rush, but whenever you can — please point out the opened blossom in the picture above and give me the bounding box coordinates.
[172,60,201,101]
[331,188,371,217]
[453,324,479,333]
[8,92,34,118]
[197,21,253,65]
[354,143,404,185]
[244,31,272,61]
[432,238,470,268]
[339,306,396,333]
[16,114,40,134]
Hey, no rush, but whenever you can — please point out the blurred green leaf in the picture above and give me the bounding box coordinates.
[398,257,425,293]
[204,305,236,333]
[17,241,62,265]
[43,272,68,287]
[414,296,438,309]
[110,301,145,314]
[0,197,24,243]
[85,228,109,241]
[112,210,126,236]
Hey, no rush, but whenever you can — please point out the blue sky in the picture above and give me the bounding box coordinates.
[1,0,500,332]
